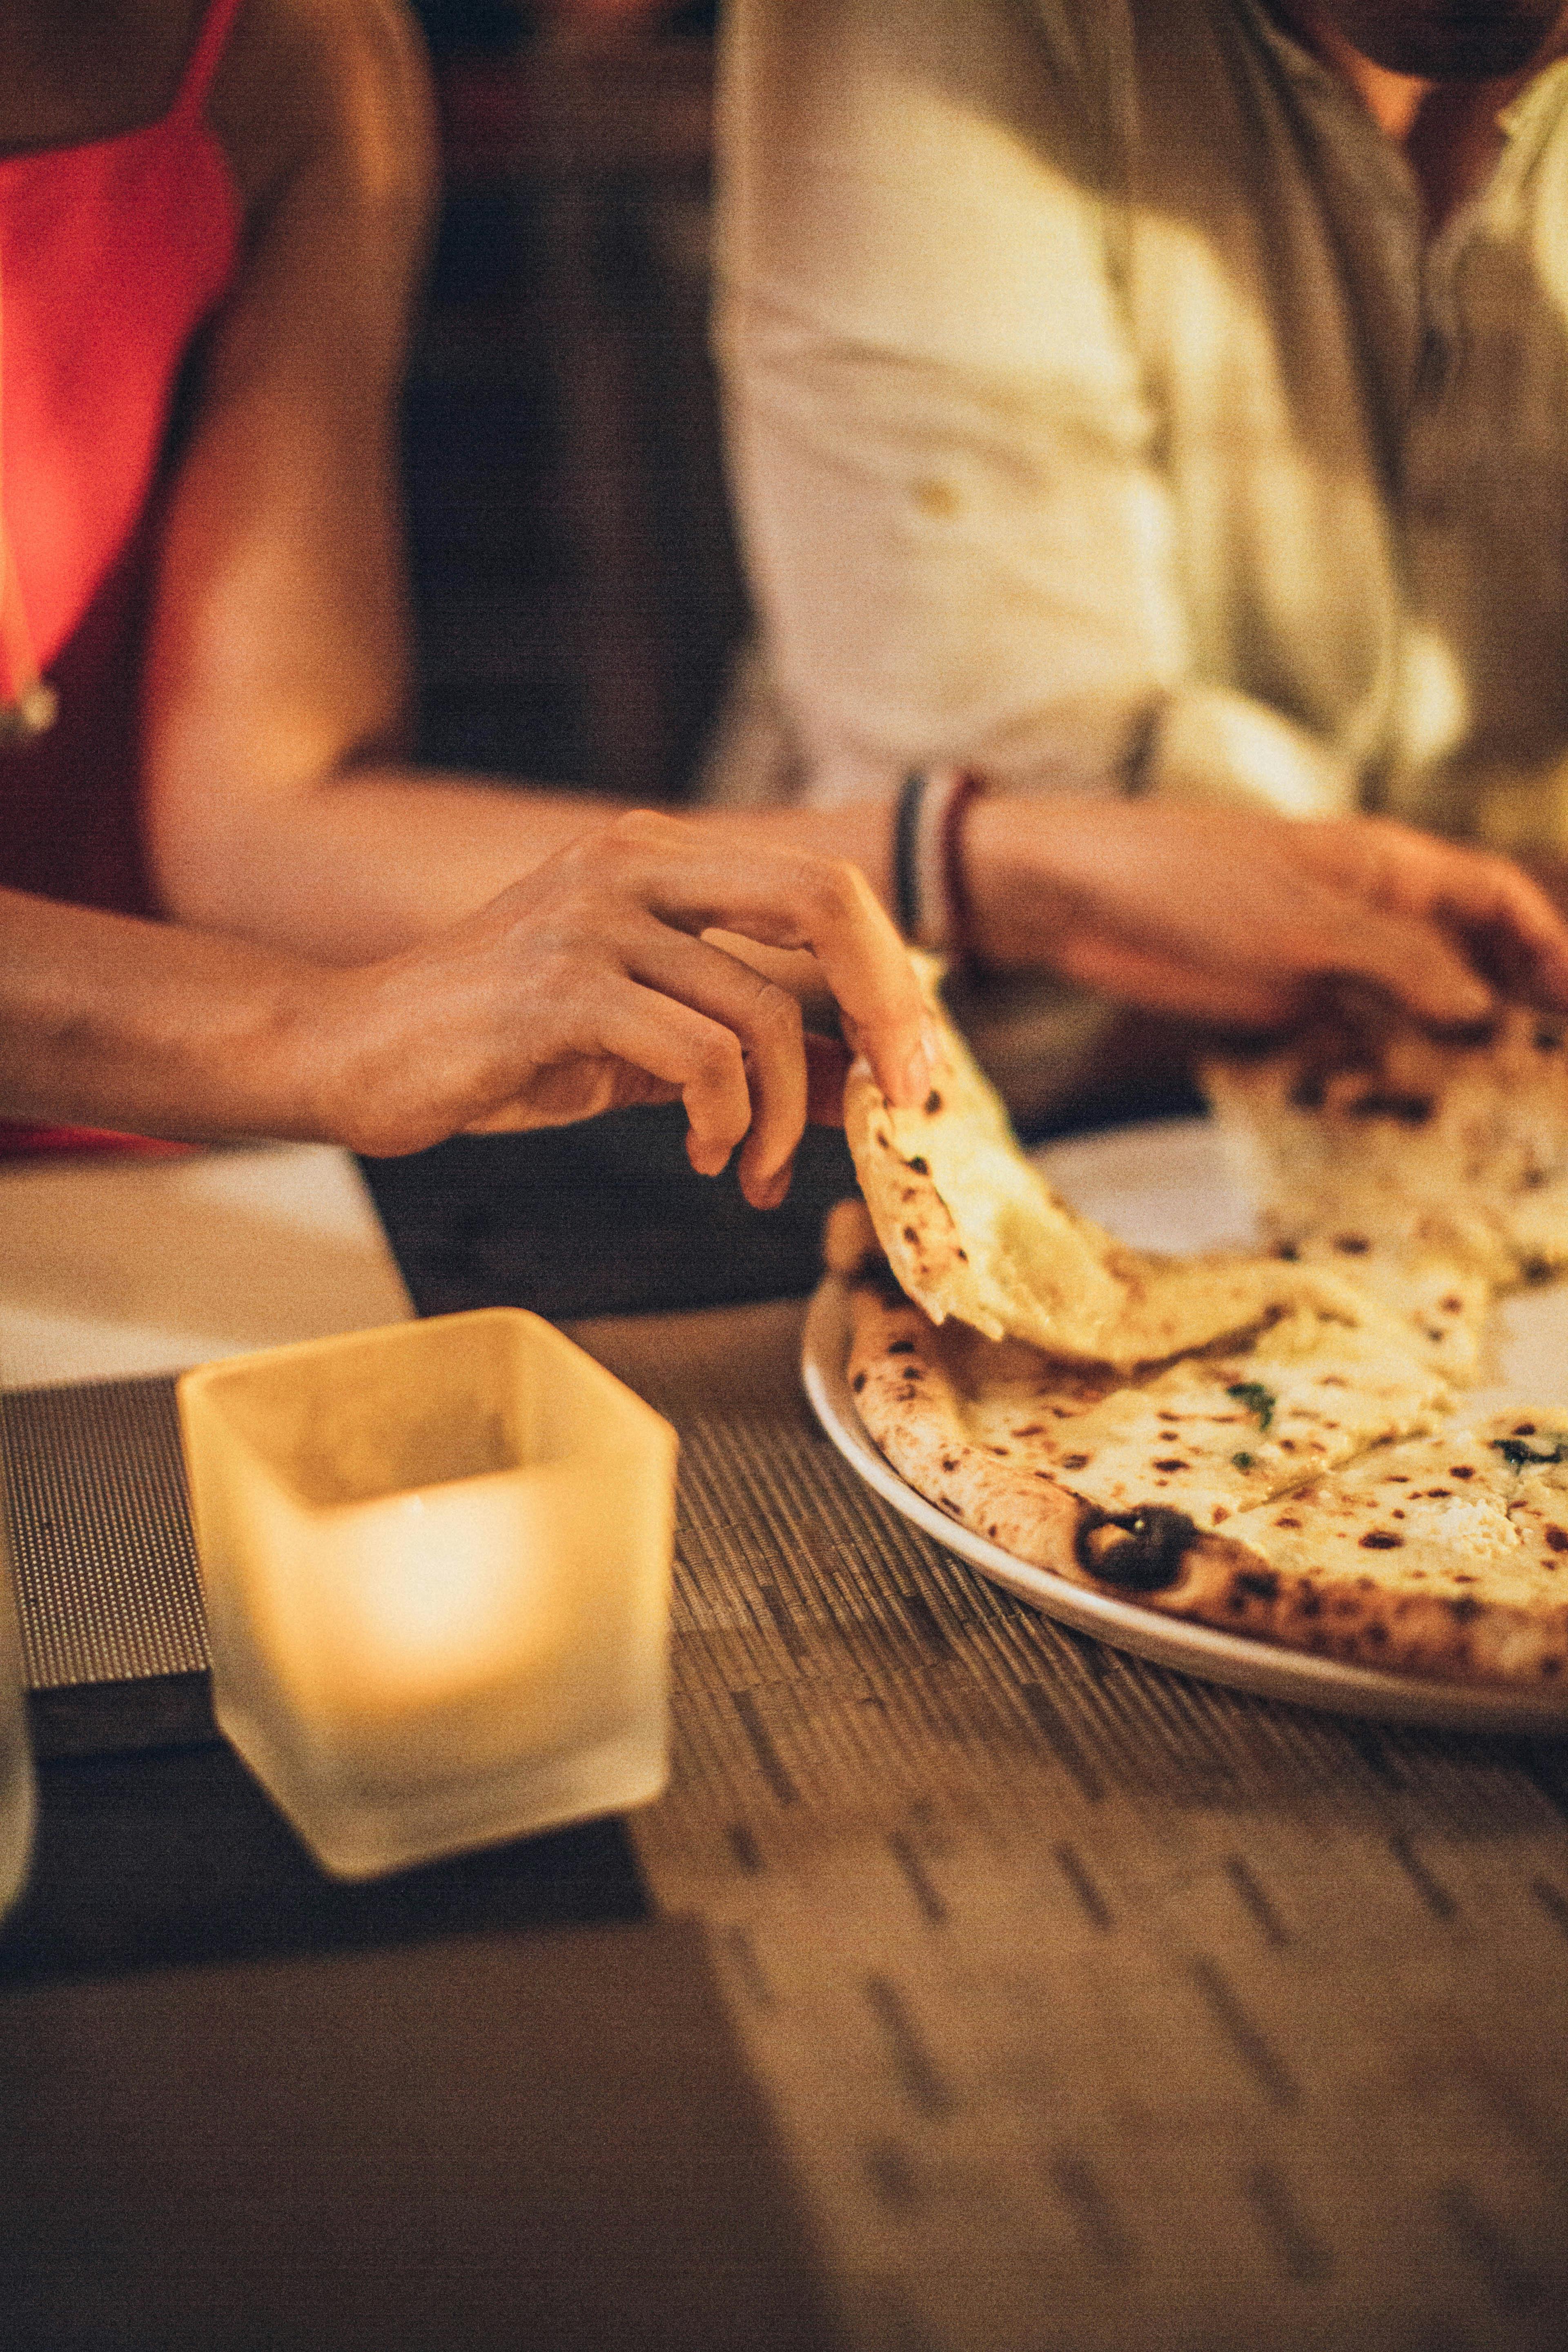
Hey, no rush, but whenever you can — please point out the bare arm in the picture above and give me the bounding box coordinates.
[0,812,933,1193]
[120,0,1568,1060]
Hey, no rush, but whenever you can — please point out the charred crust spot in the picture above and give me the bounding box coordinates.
[1297,1588,1322,1619]
[901,1226,918,1245]
[1290,1074,1327,1111]
[1536,1027,1563,1051]
[1333,1234,1370,1255]
[1359,1530,1404,1550]
[906,1156,930,1175]
[886,1339,916,1356]
[1152,1457,1189,1472]
[1059,1452,1091,1470]
[1275,1242,1301,1261]
[1514,1422,1538,1437]
[940,1456,959,1472]
[1450,1466,1475,1480]
[875,1130,891,1149]
[988,1445,1010,1457]
[1449,1595,1482,1623]
[1523,1256,1555,1284]
[852,1370,868,1393]
[1274,1515,1302,1529]
[1234,1568,1280,1602]
[1348,1091,1434,1125]
[1364,1622,1388,1645]
[1424,1488,1451,1499]
[1074,1504,1198,1592]
[924,1090,943,1116]
[1011,1423,1044,1437]
[938,1495,962,1517]
[1546,1525,1568,1552]
[955,1247,969,1262]
[1440,1295,1463,1314]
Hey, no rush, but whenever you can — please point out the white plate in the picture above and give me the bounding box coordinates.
[802,1117,1568,1735]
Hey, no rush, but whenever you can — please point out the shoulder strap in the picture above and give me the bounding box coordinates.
[172,0,249,119]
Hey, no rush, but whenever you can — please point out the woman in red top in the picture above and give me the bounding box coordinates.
[4,0,1568,1187]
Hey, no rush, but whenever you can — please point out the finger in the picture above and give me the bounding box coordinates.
[1433,853,1568,1009]
[464,1061,680,1135]
[756,857,934,1110]
[598,816,932,1107]
[588,977,755,1181]
[1113,847,1496,1024]
[1300,822,1568,1009]
[623,923,808,1204]
[1280,901,1494,1025]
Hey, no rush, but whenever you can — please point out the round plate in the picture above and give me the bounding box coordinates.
[802,1117,1568,1735]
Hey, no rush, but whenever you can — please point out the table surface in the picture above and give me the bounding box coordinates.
[4,1113,1568,2352]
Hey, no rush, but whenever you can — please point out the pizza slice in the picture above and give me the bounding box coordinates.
[847,1261,1448,1543]
[1156,1414,1568,1687]
[846,1275,1568,1688]
[845,958,1350,1372]
[1202,1000,1568,1286]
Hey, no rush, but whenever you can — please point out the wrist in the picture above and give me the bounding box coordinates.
[957,791,1058,969]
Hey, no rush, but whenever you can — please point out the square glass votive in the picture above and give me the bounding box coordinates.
[178,1307,677,1879]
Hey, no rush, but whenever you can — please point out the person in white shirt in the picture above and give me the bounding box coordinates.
[710,0,1568,1111]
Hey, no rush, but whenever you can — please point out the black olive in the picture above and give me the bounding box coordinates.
[1073,1505,1198,1592]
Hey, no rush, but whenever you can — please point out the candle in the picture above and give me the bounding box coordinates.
[179,1308,677,1878]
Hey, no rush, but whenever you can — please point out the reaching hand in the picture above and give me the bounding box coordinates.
[964,799,1568,1027]
[319,810,931,1203]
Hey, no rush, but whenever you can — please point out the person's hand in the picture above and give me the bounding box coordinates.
[316,810,931,1203]
[964,799,1568,1027]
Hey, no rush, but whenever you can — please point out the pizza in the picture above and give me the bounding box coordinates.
[833,971,1568,1693]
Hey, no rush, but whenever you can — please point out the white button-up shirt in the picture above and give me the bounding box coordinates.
[713,0,1568,853]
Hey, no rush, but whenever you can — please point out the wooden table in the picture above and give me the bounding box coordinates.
[4,1111,1568,2351]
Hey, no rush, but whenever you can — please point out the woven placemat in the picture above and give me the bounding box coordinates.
[3,1379,210,1757]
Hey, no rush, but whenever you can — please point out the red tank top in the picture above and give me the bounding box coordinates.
[0,0,245,914]
[0,0,245,1152]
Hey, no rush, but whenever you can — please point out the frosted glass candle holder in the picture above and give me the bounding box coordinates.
[178,1308,677,1880]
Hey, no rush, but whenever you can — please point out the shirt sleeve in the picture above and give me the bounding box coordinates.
[713,0,1356,819]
